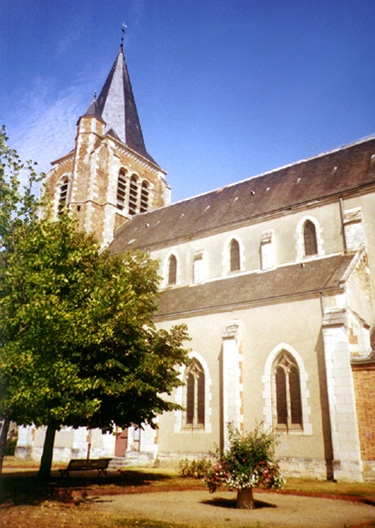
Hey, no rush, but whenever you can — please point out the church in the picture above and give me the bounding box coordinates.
[16,44,375,482]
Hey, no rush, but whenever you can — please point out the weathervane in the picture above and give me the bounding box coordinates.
[121,23,127,45]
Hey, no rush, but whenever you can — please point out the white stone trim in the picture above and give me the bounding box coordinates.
[321,323,363,480]
[260,229,275,270]
[193,250,207,284]
[222,320,243,446]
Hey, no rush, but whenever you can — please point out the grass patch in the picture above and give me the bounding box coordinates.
[283,477,375,499]
[1,460,375,528]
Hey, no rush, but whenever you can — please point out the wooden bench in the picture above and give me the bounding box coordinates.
[59,458,111,478]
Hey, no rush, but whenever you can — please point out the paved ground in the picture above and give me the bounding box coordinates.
[92,489,375,528]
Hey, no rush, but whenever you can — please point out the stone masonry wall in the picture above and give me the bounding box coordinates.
[352,367,375,461]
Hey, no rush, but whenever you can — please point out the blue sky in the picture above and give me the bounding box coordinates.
[1,1,375,203]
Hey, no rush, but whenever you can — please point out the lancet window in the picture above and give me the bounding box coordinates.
[167,254,177,285]
[128,175,138,215]
[230,239,240,271]
[58,176,69,214]
[185,360,205,428]
[140,181,149,213]
[303,220,318,256]
[116,169,127,210]
[273,351,303,430]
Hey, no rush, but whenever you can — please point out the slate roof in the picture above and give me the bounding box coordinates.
[110,137,375,254]
[155,253,356,319]
[83,45,156,164]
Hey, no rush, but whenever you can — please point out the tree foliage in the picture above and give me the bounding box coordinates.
[0,127,190,476]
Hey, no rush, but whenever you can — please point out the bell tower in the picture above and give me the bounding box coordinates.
[45,43,170,248]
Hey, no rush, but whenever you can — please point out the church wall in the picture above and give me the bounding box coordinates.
[345,252,373,329]
[153,198,355,289]
[155,314,223,456]
[343,192,375,301]
[155,294,331,478]
[16,425,116,462]
[352,366,375,481]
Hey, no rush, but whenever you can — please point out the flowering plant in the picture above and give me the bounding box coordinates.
[204,423,284,493]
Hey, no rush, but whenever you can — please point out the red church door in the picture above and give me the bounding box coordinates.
[115,428,128,457]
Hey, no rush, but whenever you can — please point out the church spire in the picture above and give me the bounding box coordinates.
[84,43,153,162]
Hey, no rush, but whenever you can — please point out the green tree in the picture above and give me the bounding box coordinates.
[0,125,42,470]
[0,129,190,478]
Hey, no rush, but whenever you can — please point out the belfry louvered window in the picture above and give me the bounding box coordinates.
[167,254,177,285]
[116,169,127,210]
[140,181,149,213]
[58,177,69,214]
[303,220,318,256]
[128,175,138,215]
[230,239,240,271]
[185,360,205,428]
[273,352,303,431]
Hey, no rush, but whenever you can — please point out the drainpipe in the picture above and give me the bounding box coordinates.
[339,198,347,253]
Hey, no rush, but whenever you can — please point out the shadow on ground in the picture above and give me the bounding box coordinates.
[202,496,277,509]
[0,469,201,507]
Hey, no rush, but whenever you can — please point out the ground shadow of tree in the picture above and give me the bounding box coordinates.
[0,469,177,506]
[201,496,277,509]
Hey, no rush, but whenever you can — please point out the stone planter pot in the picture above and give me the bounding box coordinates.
[236,487,255,509]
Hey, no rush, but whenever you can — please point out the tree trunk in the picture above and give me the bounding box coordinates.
[236,487,255,509]
[0,417,10,473]
[38,424,57,481]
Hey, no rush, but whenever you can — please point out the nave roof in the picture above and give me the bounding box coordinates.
[154,253,356,318]
[110,136,375,254]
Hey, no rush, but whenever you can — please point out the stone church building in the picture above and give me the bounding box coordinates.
[17,45,375,481]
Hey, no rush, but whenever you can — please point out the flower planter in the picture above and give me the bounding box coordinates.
[236,487,254,509]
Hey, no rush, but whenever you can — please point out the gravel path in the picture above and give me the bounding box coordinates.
[92,489,375,528]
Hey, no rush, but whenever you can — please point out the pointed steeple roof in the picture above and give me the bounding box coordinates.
[84,93,101,118]
[84,44,154,163]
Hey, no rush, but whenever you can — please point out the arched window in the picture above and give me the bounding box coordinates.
[273,351,303,430]
[140,181,149,213]
[303,220,318,256]
[185,360,205,428]
[116,169,127,210]
[58,177,69,214]
[167,254,177,285]
[128,175,138,215]
[230,239,240,271]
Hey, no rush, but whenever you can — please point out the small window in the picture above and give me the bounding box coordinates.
[140,181,149,213]
[128,175,138,215]
[185,360,205,428]
[273,352,303,431]
[58,177,69,214]
[116,169,127,210]
[303,220,318,256]
[167,254,177,285]
[230,239,240,271]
